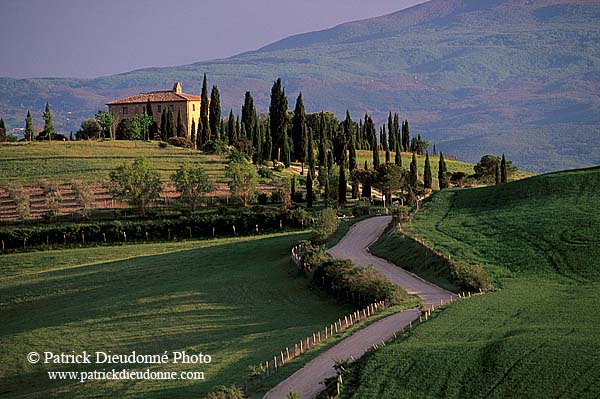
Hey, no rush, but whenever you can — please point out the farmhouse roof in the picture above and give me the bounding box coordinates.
[107,83,200,105]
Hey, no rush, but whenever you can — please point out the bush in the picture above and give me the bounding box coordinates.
[206,385,246,399]
[256,192,269,205]
[257,167,274,179]
[311,208,339,244]
[168,137,192,148]
[273,162,284,172]
[204,140,228,154]
[270,189,284,203]
[158,141,168,148]
[291,191,304,203]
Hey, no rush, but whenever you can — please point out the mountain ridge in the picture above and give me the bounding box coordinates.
[1,0,599,172]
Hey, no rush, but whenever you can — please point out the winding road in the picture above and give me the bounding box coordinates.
[264,216,456,399]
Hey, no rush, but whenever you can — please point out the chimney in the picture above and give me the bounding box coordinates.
[173,82,182,93]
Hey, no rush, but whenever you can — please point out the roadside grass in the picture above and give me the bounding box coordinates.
[341,167,600,398]
[0,231,356,398]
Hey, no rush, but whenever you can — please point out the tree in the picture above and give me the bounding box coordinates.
[409,153,418,188]
[226,160,259,207]
[424,152,432,189]
[25,111,34,141]
[176,110,184,137]
[7,185,30,220]
[292,93,307,165]
[241,91,257,145]
[43,102,55,140]
[166,108,174,139]
[438,152,449,189]
[71,180,95,213]
[372,132,380,168]
[474,154,516,183]
[373,164,408,205]
[144,98,158,139]
[394,139,402,167]
[401,120,410,152]
[451,171,467,188]
[109,158,162,215]
[0,118,6,142]
[190,118,196,148]
[306,168,314,208]
[495,163,501,185]
[200,73,210,147]
[252,119,263,164]
[210,85,221,140]
[338,161,347,205]
[281,131,291,168]
[227,110,235,145]
[160,108,168,141]
[76,119,102,140]
[171,161,213,211]
[382,126,390,163]
[501,154,508,183]
[95,110,114,139]
[263,122,272,163]
[40,180,63,218]
[269,78,288,163]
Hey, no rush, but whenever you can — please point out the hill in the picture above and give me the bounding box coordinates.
[0,232,355,398]
[1,0,599,172]
[341,167,600,397]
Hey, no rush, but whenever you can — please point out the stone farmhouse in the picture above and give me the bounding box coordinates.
[107,82,201,138]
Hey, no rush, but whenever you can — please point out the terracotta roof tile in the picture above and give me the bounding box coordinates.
[107,90,201,105]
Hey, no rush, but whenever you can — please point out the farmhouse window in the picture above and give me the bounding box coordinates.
[123,107,128,115]
[157,105,162,113]
[169,105,174,112]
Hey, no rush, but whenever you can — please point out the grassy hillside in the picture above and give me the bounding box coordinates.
[0,141,226,186]
[0,232,354,398]
[1,0,599,172]
[341,167,600,398]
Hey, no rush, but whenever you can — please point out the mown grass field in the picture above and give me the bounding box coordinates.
[342,167,600,398]
[0,141,227,185]
[0,231,354,398]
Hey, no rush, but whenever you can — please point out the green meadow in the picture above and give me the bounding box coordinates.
[342,167,600,398]
[0,232,353,398]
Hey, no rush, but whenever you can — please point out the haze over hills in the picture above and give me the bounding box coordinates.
[1,0,599,172]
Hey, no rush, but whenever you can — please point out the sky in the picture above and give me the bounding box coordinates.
[0,0,428,79]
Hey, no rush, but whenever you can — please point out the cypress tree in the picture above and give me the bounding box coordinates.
[200,73,210,146]
[307,127,316,177]
[241,91,256,143]
[269,78,288,163]
[263,122,272,163]
[383,125,390,163]
[338,164,347,204]
[291,174,296,196]
[220,120,225,142]
[209,85,221,140]
[409,153,418,188]
[433,143,437,155]
[372,132,380,168]
[227,110,235,145]
[166,108,174,139]
[501,154,508,183]
[362,160,371,199]
[190,118,196,148]
[252,118,262,164]
[292,93,307,163]
[438,152,448,189]
[424,152,432,189]
[395,139,402,167]
[235,116,241,142]
[176,110,184,137]
[43,102,55,140]
[393,113,399,150]
[0,118,6,142]
[145,98,153,118]
[160,108,167,141]
[306,168,314,208]
[387,112,395,151]
[25,111,34,141]
[281,131,291,168]
[196,118,203,149]
[145,98,157,139]
[402,120,410,152]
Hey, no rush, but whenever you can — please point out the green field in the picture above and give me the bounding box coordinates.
[341,167,600,398]
[0,141,227,185]
[0,232,353,398]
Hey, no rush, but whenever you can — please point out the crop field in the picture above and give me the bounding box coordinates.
[0,232,353,398]
[342,167,600,398]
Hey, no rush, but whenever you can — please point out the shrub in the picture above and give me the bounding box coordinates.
[256,192,269,205]
[206,385,246,399]
[204,139,228,154]
[273,162,284,172]
[291,191,304,203]
[257,167,274,179]
[168,137,192,148]
[158,141,168,148]
[311,208,339,244]
[270,189,284,203]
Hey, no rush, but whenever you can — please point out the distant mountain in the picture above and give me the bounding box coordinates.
[1,0,599,172]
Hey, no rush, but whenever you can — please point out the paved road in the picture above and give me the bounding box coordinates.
[264,216,456,399]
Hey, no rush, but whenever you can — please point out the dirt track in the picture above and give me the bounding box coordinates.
[264,216,456,399]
